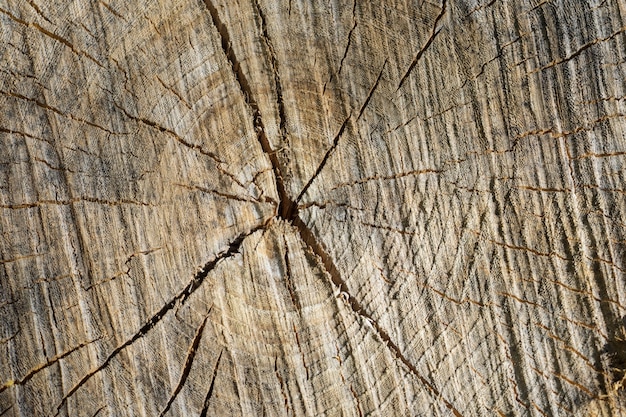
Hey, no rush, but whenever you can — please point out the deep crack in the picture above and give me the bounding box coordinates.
[202,0,297,221]
[201,4,461,412]
[199,349,223,417]
[158,312,211,417]
[55,224,264,413]
[292,216,463,417]
[396,0,447,92]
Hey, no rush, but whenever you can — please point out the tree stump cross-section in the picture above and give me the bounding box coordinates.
[1,0,626,416]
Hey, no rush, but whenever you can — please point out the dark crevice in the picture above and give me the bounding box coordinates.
[199,349,223,417]
[159,312,211,417]
[0,338,97,394]
[295,115,351,206]
[283,237,301,312]
[202,0,297,221]
[254,0,289,145]
[291,215,464,417]
[56,224,264,413]
[356,59,387,121]
[396,0,447,92]
[89,406,106,417]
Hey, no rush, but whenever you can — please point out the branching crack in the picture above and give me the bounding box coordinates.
[55,224,263,413]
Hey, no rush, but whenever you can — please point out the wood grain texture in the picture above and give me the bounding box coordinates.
[1,0,626,415]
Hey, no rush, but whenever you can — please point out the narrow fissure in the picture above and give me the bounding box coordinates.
[158,313,210,417]
[202,3,461,412]
[199,350,223,417]
[396,0,447,92]
[55,224,264,413]
[254,0,289,144]
[203,0,297,221]
[292,217,464,417]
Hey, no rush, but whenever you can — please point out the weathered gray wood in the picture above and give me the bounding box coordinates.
[1,0,626,415]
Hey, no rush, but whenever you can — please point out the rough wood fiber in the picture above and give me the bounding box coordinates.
[1,0,626,416]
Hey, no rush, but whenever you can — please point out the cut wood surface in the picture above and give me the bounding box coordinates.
[1,0,626,415]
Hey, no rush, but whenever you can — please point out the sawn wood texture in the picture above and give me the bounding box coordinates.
[1,0,626,415]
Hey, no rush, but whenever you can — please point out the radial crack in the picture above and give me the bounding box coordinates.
[1,89,119,134]
[201,0,296,220]
[0,339,98,393]
[396,0,447,91]
[254,0,289,143]
[173,182,273,205]
[158,312,211,417]
[356,59,387,121]
[0,6,104,67]
[294,115,351,205]
[199,349,223,417]
[1,196,153,210]
[330,168,442,191]
[291,216,464,417]
[338,21,357,77]
[55,224,264,413]
[114,104,224,165]
[283,236,300,312]
[296,60,389,204]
